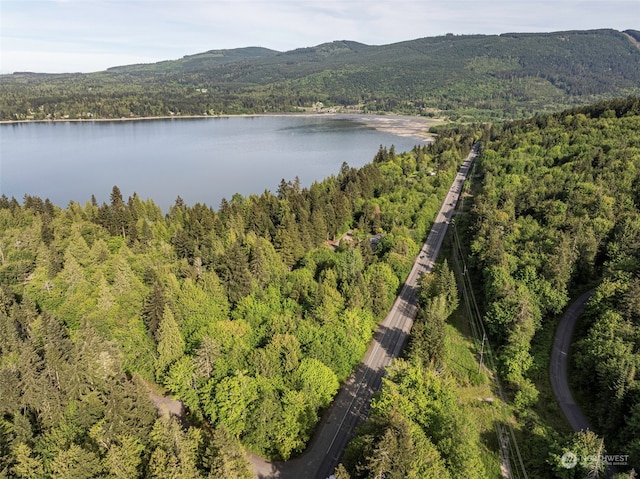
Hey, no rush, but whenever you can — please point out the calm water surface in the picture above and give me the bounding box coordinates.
[1,116,422,211]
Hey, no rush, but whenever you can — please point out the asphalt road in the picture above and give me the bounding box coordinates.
[251,146,478,479]
[550,289,595,433]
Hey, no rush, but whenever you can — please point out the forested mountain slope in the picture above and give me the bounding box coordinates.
[0,128,475,477]
[1,29,639,121]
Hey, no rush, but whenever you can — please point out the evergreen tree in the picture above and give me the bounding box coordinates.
[143,281,166,339]
[217,241,253,305]
[204,427,252,479]
[155,307,185,381]
[50,444,104,479]
[11,442,44,479]
[248,239,268,287]
[104,435,144,479]
[109,185,129,238]
[148,417,203,479]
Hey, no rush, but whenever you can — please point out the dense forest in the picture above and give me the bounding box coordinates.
[2,94,640,478]
[1,29,639,122]
[335,96,640,478]
[0,126,475,477]
[466,97,640,476]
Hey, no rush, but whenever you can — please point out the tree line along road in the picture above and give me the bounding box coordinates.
[250,145,479,479]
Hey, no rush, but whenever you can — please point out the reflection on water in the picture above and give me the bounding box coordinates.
[278,118,373,134]
[1,115,421,212]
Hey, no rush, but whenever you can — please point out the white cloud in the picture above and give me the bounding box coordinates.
[1,0,638,73]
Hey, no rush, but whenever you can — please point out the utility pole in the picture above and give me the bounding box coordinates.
[479,332,486,374]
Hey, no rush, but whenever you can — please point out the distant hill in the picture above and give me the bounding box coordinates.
[1,29,639,121]
[105,47,279,74]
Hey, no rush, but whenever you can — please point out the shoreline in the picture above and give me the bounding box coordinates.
[0,113,300,124]
[0,112,442,142]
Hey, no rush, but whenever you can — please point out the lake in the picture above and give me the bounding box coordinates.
[0,115,427,212]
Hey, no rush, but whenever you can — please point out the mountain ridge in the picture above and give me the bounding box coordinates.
[89,29,640,75]
[1,29,639,120]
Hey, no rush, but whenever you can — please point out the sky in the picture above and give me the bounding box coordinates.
[1,0,638,74]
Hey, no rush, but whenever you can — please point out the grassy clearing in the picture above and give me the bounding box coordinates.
[445,155,590,475]
[433,163,521,476]
[443,310,502,477]
[528,315,575,435]
[435,229,506,475]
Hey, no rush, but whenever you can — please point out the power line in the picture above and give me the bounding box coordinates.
[450,162,528,479]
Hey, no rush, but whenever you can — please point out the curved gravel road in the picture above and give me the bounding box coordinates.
[550,289,595,432]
